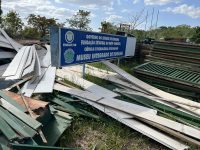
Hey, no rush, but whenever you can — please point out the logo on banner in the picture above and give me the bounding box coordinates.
[64,48,75,63]
[65,31,74,43]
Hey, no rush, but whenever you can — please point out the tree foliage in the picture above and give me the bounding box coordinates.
[1,11,24,38]
[100,21,117,34]
[192,27,200,44]
[21,27,40,39]
[67,10,91,30]
[0,0,2,24]
[27,14,62,38]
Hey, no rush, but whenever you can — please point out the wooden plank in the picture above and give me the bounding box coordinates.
[56,69,119,98]
[0,90,25,111]
[140,118,200,146]
[79,98,189,150]
[53,84,157,115]
[53,83,101,101]
[96,98,200,140]
[34,66,56,93]
[2,47,27,77]
[0,98,41,130]
[103,61,200,116]
[3,90,48,111]
[116,88,200,118]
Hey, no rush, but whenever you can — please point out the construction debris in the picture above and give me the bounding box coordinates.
[2,29,200,150]
[135,41,200,99]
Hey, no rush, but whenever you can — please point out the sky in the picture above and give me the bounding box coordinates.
[2,0,200,31]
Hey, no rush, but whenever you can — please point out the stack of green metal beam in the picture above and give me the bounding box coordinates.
[134,62,200,99]
[134,42,200,99]
[0,90,90,150]
[147,41,200,71]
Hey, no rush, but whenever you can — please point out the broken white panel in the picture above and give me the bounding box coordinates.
[53,83,157,115]
[22,49,36,77]
[84,101,189,150]
[56,69,119,98]
[0,64,9,76]
[3,46,27,77]
[54,83,200,140]
[41,45,51,67]
[0,29,22,51]
[21,68,47,97]
[33,66,56,93]
[23,47,33,69]
[34,47,42,77]
[6,47,31,80]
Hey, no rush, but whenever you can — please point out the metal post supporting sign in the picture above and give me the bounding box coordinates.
[50,27,136,68]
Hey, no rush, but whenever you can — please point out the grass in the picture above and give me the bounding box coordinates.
[60,115,169,150]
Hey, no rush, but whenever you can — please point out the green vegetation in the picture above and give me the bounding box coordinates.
[67,10,91,31]
[1,11,23,38]
[60,116,168,150]
[0,9,199,43]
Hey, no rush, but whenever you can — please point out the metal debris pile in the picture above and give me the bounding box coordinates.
[56,61,200,150]
[0,29,97,150]
[135,41,200,99]
[1,29,200,150]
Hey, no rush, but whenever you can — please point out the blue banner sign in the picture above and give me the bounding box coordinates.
[50,27,136,67]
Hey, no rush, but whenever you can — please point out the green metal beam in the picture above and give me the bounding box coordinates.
[9,143,81,150]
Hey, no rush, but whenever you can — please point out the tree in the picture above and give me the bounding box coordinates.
[21,27,40,39]
[2,11,23,38]
[27,14,62,38]
[129,8,146,30]
[192,27,200,44]
[99,21,117,34]
[67,10,91,30]
[0,0,2,24]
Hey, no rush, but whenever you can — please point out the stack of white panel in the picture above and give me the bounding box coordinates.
[2,44,56,96]
[0,29,22,59]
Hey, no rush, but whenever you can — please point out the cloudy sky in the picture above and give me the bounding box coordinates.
[2,0,200,31]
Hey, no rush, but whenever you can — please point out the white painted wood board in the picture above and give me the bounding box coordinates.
[53,83,102,101]
[53,83,157,115]
[56,69,119,98]
[54,83,200,140]
[77,97,189,150]
[103,61,200,116]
